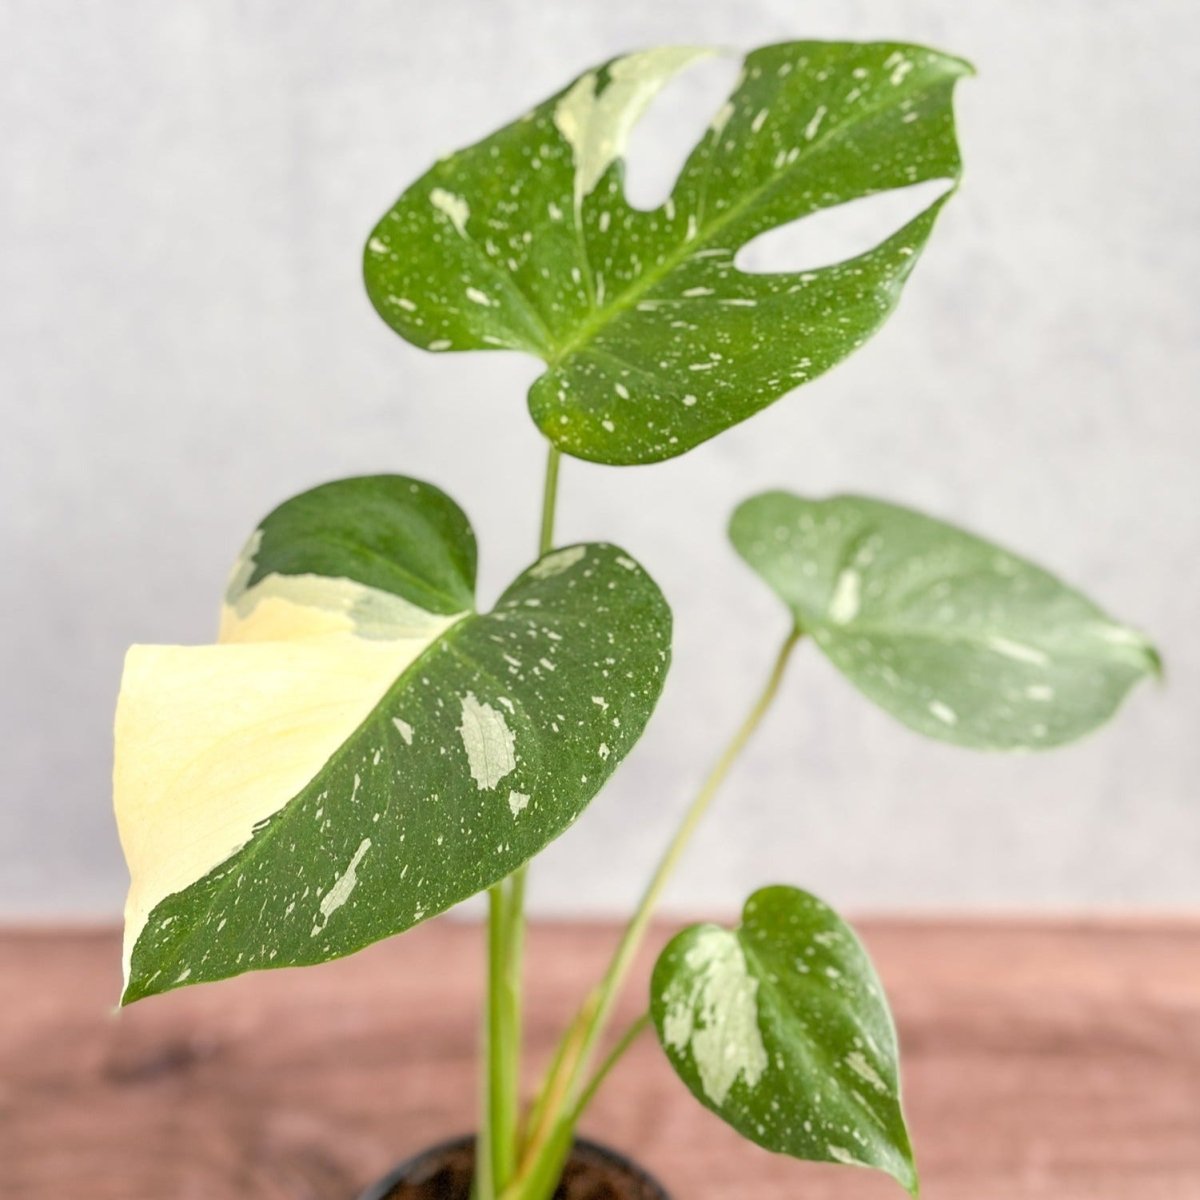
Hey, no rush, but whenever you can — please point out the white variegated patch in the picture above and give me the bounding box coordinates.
[662,926,768,1105]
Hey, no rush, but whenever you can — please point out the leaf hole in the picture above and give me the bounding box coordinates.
[733,178,954,274]
[622,53,743,212]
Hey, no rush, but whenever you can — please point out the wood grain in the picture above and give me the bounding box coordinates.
[2,919,1198,1199]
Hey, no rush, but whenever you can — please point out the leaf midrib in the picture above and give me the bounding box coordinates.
[810,616,1135,665]
[739,934,903,1148]
[546,66,962,367]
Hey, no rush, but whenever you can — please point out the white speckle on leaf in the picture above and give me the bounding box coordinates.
[429,188,470,236]
[828,569,861,624]
[805,104,827,141]
[988,636,1048,666]
[367,236,389,254]
[845,1050,886,1092]
[392,717,414,745]
[466,286,492,306]
[663,929,768,1106]
[530,545,586,578]
[928,700,958,725]
[1100,625,1147,648]
[458,693,517,791]
[312,838,372,935]
[508,790,530,817]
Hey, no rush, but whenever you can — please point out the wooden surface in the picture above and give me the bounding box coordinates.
[2,918,1198,1199]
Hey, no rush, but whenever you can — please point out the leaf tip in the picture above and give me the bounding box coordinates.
[1144,640,1165,682]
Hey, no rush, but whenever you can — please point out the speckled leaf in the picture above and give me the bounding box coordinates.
[115,476,671,1004]
[730,492,1159,749]
[364,41,970,465]
[652,887,915,1194]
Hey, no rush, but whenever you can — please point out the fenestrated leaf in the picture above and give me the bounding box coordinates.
[364,41,970,465]
[652,887,915,1194]
[115,476,671,1003]
[730,491,1159,750]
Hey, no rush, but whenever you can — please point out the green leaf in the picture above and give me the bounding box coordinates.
[228,473,477,618]
[651,886,915,1194]
[364,41,970,465]
[115,476,671,1003]
[730,491,1159,750]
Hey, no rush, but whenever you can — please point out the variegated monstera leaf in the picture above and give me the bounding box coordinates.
[364,41,970,465]
[115,476,671,1003]
[652,887,916,1194]
[730,492,1159,749]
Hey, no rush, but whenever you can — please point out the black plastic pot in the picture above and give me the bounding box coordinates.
[358,1133,670,1200]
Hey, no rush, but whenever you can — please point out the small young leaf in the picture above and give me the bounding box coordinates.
[115,476,671,1003]
[651,887,916,1194]
[364,42,970,465]
[730,492,1159,750]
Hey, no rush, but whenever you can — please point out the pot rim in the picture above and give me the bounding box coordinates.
[357,1132,669,1200]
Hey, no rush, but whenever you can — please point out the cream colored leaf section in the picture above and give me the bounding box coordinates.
[554,46,713,210]
[116,570,464,986]
[221,539,462,643]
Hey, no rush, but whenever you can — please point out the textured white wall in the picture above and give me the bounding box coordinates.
[2,1,1197,918]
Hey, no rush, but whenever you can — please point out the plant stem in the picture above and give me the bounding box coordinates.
[480,443,563,1197]
[511,627,802,1197]
[503,1015,648,1200]
[539,443,561,557]
[569,625,801,1088]
[484,882,516,1191]
[568,1011,650,1124]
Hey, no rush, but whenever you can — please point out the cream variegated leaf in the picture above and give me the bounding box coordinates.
[364,41,970,465]
[115,476,671,1003]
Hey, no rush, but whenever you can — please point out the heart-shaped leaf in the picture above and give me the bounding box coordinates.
[364,41,970,465]
[115,476,671,1003]
[730,491,1159,749]
[652,886,915,1194]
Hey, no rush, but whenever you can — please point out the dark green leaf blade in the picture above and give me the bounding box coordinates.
[364,41,970,465]
[652,886,916,1194]
[116,478,672,1003]
[730,491,1159,749]
[228,474,478,617]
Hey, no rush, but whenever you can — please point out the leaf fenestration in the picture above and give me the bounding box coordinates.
[364,41,970,465]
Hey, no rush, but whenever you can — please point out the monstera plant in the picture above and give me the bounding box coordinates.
[114,41,1158,1200]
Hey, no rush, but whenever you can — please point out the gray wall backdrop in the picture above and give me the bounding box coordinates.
[3,1,1197,918]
